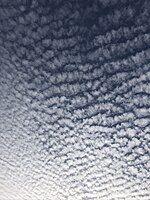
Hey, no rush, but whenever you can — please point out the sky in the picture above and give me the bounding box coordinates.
[0,0,150,199]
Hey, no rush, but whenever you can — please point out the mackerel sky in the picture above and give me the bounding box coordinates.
[0,0,150,199]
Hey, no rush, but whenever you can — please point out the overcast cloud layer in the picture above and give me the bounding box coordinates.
[0,0,150,199]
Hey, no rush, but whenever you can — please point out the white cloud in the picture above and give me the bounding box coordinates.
[0,0,150,199]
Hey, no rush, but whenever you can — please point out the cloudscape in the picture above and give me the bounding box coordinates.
[0,0,150,199]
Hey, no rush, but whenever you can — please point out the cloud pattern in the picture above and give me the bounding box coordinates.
[0,0,150,199]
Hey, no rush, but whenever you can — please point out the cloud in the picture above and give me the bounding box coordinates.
[0,0,150,199]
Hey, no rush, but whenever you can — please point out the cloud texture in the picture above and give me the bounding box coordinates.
[0,0,150,199]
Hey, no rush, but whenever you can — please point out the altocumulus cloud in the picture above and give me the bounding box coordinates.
[0,0,150,199]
